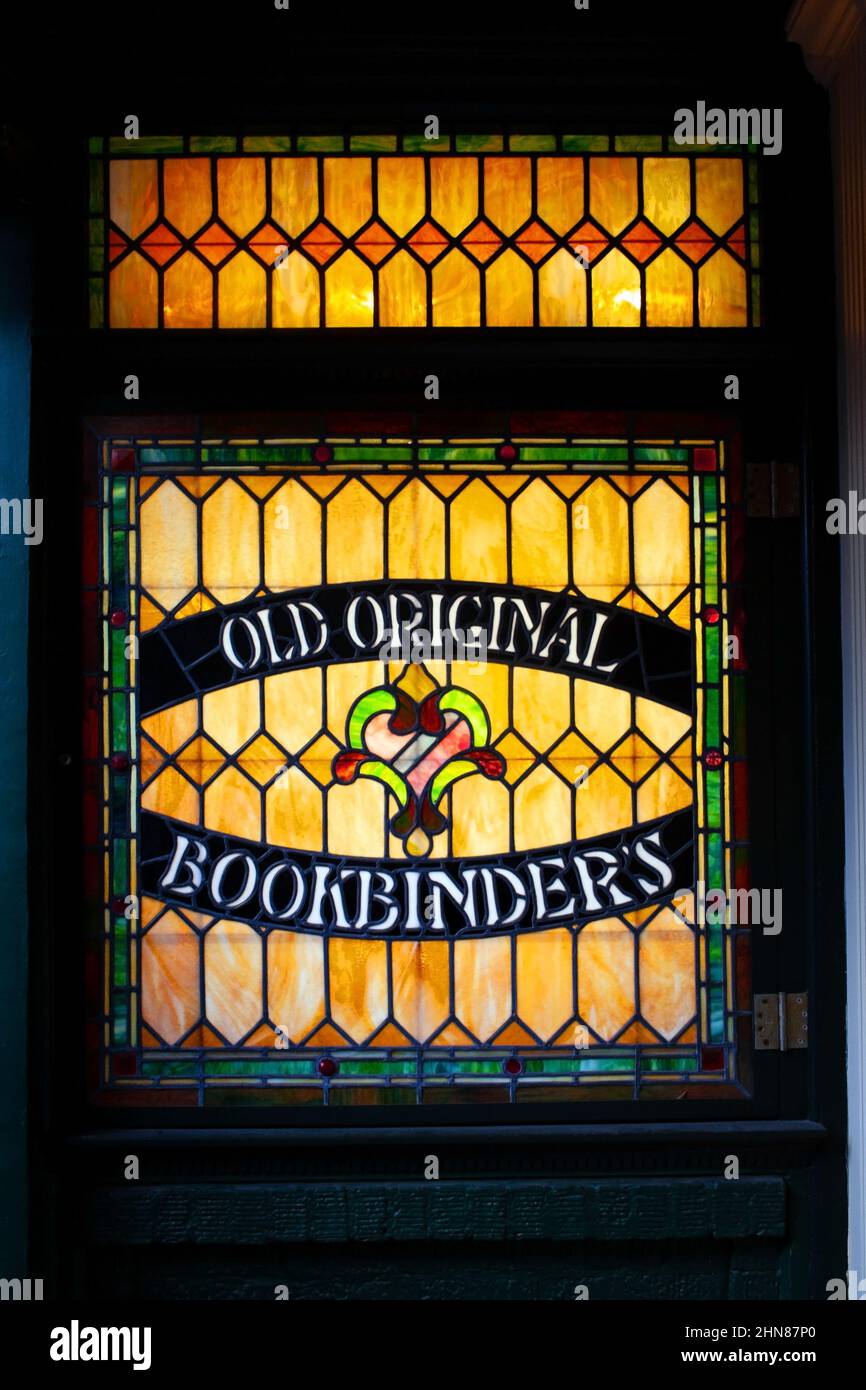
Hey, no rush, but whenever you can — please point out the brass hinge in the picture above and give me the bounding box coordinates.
[754,992,808,1050]
[746,461,801,518]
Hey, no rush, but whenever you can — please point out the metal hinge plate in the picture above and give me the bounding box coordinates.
[754,992,808,1050]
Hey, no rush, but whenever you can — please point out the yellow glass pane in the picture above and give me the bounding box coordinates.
[451,775,510,857]
[202,479,260,602]
[698,249,747,326]
[642,157,691,235]
[450,479,506,582]
[592,248,641,326]
[266,766,324,851]
[217,157,266,236]
[485,248,533,326]
[163,158,212,238]
[204,920,262,1043]
[326,660,386,739]
[517,930,574,1041]
[589,157,638,234]
[324,158,372,235]
[203,679,260,754]
[538,247,587,326]
[379,250,427,327]
[204,765,261,841]
[696,157,743,235]
[636,763,692,821]
[634,480,690,611]
[325,251,374,327]
[514,764,571,850]
[388,478,445,577]
[573,763,632,839]
[140,766,200,825]
[537,157,584,234]
[454,936,512,1041]
[451,659,510,742]
[483,157,531,234]
[326,479,383,582]
[109,253,158,328]
[572,479,630,601]
[267,931,325,1042]
[577,917,634,1040]
[218,252,266,328]
[141,698,198,756]
[327,779,385,856]
[430,157,477,235]
[639,909,696,1040]
[392,941,450,1044]
[511,479,568,587]
[645,248,693,326]
[635,699,692,753]
[264,480,322,589]
[110,160,157,237]
[513,668,571,754]
[328,939,388,1042]
[271,157,319,237]
[273,251,320,328]
[377,157,425,235]
[163,252,212,328]
[264,669,323,754]
[432,250,479,327]
[573,679,631,751]
[140,481,197,611]
[141,913,200,1044]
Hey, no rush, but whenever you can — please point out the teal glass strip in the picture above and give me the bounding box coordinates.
[418,446,497,462]
[243,136,293,152]
[111,692,128,742]
[332,446,413,462]
[297,135,345,152]
[641,1055,695,1073]
[89,161,104,215]
[111,478,128,525]
[615,135,663,152]
[706,769,722,828]
[705,628,720,684]
[455,134,503,152]
[509,135,557,152]
[140,448,197,465]
[112,999,128,1045]
[703,530,718,602]
[634,447,688,461]
[520,446,628,462]
[111,629,127,687]
[111,530,126,587]
[142,1058,198,1078]
[402,134,451,152]
[110,135,184,154]
[702,476,718,522]
[563,135,609,152]
[706,689,721,746]
[113,920,129,987]
[707,832,723,889]
[189,136,237,153]
[349,135,398,152]
[202,446,309,464]
[112,838,129,896]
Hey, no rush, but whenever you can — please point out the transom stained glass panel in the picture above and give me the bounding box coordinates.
[88,134,761,329]
[84,428,750,1105]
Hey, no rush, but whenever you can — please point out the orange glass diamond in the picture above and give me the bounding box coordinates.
[567,219,609,264]
[408,219,449,264]
[247,221,291,265]
[300,221,343,266]
[193,221,238,266]
[354,220,397,265]
[461,218,503,264]
[140,223,182,265]
[675,219,715,263]
[620,218,662,264]
[515,219,556,263]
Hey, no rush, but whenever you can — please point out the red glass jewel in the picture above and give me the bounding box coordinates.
[317,1057,338,1077]
[313,444,333,464]
[703,606,721,625]
[109,752,130,772]
[498,443,518,462]
[110,609,128,628]
[503,1056,523,1076]
[704,748,723,769]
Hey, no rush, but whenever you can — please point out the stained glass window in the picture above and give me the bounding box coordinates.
[88,134,761,329]
[84,425,750,1104]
